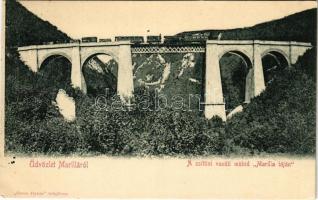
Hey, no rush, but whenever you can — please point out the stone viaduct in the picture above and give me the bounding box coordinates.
[17,40,312,121]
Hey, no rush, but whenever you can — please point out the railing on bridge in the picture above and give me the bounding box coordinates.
[131,46,206,53]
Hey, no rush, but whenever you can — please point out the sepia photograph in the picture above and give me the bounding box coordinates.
[0,0,317,198]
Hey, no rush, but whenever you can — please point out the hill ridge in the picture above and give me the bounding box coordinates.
[6,0,71,48]
[177,8,317,43]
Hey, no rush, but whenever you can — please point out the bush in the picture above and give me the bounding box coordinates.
[5,105,80,155]
[225,62,316,154]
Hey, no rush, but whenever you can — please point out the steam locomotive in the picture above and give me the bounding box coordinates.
[164,32,210,45]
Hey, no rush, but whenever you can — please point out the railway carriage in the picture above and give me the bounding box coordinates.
[115,36,144,44]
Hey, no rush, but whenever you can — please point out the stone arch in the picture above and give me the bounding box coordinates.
[261,48,290,66]
[261,49,290,85]
[218,50,253,113]
[38,52,72,70]
[221,51,253,68]
[37,54,73,92]
[218,48,253,64]
[81,53,119,97]
[81,50,119,69]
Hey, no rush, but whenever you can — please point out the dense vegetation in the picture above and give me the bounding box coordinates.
[6,0,70,49]
[225,48,316,154]
[178,8,317,44]
[4,1,316,156]
[219,54,249,112]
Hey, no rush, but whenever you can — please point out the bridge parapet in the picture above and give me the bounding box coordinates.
[206,40,312,47]
[18,40,312,52]
[131,46,205,54]
[17,41,131,51]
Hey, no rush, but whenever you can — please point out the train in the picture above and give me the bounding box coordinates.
[163,36,183,44]
[99,38,112,42]
[42,32,211,46]
[70,39,81,43]
[164,32,210,45]
[114,33,209,45]
[81,37,98,43]
[183,32,210,43]
[147,35,161,44]
[115,36,144,44]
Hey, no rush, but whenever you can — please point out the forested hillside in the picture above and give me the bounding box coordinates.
[178,8,316,43]
[6,0,71,49]
[5,0,73,103]
[225,48,316,154]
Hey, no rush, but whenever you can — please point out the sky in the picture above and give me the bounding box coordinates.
[20,1,317,40]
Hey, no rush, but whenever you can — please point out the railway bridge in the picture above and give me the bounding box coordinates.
[17,40,312,121]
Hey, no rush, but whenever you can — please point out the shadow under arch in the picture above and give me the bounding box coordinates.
[219,50,253,114]
[262,51,289,85]
[38,54,72,92]
[81,53,118,97]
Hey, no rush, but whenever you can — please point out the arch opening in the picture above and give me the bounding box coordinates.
[219,51,252,114]
[82,53,118,97]
[262,51,289,85]
[38,55,75,122]
[38,55,72,92]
